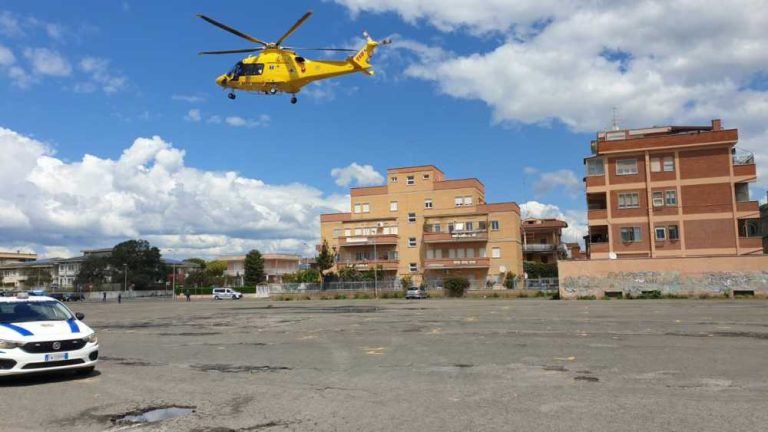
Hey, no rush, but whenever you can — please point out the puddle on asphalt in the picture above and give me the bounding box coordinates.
[111,406,195,425]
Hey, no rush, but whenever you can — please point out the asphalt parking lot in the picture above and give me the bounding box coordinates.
[2,298,768,432]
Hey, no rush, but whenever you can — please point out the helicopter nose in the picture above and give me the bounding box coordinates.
[216,75,228,87]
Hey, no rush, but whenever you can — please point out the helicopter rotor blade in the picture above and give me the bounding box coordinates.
[288,47,357,52]
[197,14,268,46]
[198,48,264,55]
[275,10,313,47]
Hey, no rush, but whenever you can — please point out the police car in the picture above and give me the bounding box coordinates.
[0,293,98,376]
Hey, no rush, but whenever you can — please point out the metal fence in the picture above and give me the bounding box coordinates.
[524,277,559,291]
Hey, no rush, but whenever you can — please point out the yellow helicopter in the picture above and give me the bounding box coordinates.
[198,11,391,104]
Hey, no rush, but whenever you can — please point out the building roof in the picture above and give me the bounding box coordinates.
[522,218,568,230]
[387,165,445,175]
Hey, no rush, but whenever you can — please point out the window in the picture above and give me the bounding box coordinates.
[409,263,417,273]
[353,204,361,213]
[478,221,487,231]
[650,158,661,172]
[333,229,341,238]
[665,190,677,206]
[490,220,500,231]
[424,199,433,209]
[478,248,487,257]
[668,225,679,240]
[241,63,264,76]
[652,191,664,207]
[586,158,605,176]
[390,176,398,183]
[655,227,666,241]
[390,201,398,212]
[616,159,638,175]
[344,229,351,236]
[618,192,640,209]
[362,203,370,213]
[428,223,440,232]
[454,197,463,207]
[465,222,474,231]
[463,196,472,206]
[491,247,501,258]
[406,175,415,185]
[408,212,416,223]
[422,174,430,180]
[620,226,641,242]
[663,156,674,172]
[408,237,416,247]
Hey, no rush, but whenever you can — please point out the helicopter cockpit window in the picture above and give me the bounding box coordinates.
[241,63,264,76]
[229,62,244,80]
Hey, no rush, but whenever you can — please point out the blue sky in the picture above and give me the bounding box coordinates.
[1,0,766,258]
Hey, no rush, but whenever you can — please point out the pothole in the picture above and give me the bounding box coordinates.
[110,406,195,425]
[574,376,599,382]
[192,364,292,374]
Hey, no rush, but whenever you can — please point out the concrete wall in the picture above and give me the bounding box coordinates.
[559,255,768,299]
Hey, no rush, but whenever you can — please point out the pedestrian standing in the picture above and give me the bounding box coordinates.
[102,292,106,302]
[118,293,122,304]
[184,288,191,302]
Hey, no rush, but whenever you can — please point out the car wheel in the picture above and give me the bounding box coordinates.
[214,296,220,300]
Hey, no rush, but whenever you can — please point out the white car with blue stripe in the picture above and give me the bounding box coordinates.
[0,293,98,376]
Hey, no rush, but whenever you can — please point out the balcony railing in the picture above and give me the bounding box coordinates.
[338,234,399,246]
[424,257,490,269]
[423,230,488,243]
[337,259,399,270]
[523,244,556,252]
[732,148,755,166]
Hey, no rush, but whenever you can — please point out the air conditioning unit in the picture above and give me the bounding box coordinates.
[377,222,384,227]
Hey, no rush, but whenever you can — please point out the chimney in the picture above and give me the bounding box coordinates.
[711,119,722,131]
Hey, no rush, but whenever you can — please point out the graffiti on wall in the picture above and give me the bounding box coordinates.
[562,271,768,298]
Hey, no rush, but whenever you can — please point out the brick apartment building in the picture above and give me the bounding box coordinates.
[522,218,572,263]
[583,119,762,259]
[320,165,523,286]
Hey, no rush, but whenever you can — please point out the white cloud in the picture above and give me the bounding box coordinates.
[172,94,206,103]
[0,126,349,258]
[0,11,23,37]
[331,163,385,187]
[530,169,581,198]
[337,0,768,189]
[184,109,202,122]
[75,56,127,94]
[0,44,14,66]
[23,47,71,76]
[520,200,586,245]
[224,114,271,128]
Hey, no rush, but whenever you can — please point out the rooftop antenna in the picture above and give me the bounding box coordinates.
[610,106,621,131]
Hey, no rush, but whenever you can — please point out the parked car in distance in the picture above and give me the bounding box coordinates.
[405,287,427,299]
[27,289,49,297]
[212,287,242,300]
[48,293,65,301]
[64,293,85,302]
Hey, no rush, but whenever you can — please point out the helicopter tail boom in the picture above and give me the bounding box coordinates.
[349,32,391,75]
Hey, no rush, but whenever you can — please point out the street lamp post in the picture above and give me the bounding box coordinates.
[171,263,177,301]
[373,236,378,298]
[123,263,127,293]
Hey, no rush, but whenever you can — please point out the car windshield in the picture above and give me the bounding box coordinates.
[0,301,74,323]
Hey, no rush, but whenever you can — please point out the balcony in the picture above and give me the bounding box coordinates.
[733,148,757,178]
[738,237,763,251]
[589,242,609,254]
[423,230,488,243]
[736,200,759,214]
[424,257,490,269]
[523,243,556,252]
[337,260,399,271]
[338,234,399,247]
[588,209,607,220]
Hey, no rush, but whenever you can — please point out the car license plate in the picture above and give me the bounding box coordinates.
[45,352,69,362]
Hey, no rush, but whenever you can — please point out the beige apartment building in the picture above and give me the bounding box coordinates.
[219,253,301,284]
[320,165,523,286]
[584,119,762,259]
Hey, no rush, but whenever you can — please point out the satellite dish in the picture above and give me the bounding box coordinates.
[608,252,618,260]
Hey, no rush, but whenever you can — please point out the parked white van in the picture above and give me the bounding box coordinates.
[211,288,242,300]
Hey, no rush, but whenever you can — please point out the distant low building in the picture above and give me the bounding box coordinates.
[220,254,301,284]
[0,251,37,266]
[521,218,570,264]
[761,193,768,253]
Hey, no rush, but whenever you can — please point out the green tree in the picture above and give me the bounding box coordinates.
[75,255,111,288]
[185,258,207,269]
[523,261,558,278]
[444,277,469,297]
[206,260,227,277]
[244,250,265,285]
[110,240,166,290]
[21,268,53,288]
[338,266,363,281]
[315,239,335,275]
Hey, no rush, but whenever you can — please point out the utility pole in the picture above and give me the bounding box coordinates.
[373,236,378,298]
[123,263,127,293]
[171,263,177,301]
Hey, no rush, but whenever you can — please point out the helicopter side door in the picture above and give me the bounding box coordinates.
[240,63,264,89]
